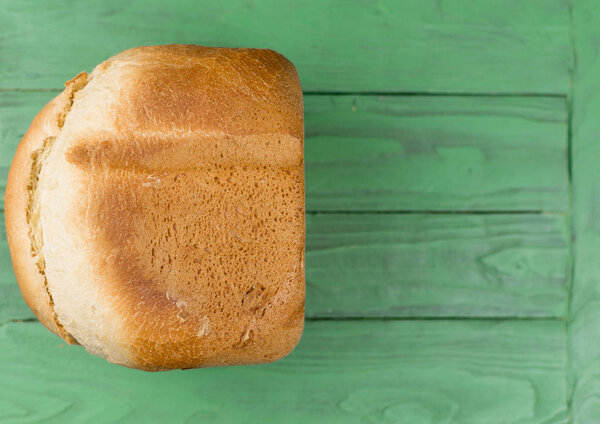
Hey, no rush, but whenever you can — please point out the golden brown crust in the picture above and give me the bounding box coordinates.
[6,45,304,370]
[84,153,305,370]
[114,45,304,139]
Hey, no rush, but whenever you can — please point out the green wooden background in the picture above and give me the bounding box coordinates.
[1,0,599,422]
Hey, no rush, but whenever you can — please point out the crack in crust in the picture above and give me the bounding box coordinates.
[25,72,88,344]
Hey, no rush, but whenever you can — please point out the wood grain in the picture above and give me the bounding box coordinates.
[0,210,570,322]
[305,95,569,211]
[307,213,570,318]
[0,321,567,423]
[568,1,600,422]
[0,93,569,212]
[0,0,571,93]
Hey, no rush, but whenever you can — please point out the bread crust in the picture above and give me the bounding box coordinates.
[5,73,87,343]
[5,45,305,370]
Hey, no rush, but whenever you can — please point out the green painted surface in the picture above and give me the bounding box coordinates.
[306,213,569,318]
[0,321,567,423]
[305,95,569,211]
[2,0,597,422]
[0,0,571,93]
[569,1,600,422]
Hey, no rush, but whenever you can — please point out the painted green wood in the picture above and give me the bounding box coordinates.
[568,1,600,422]
[0,3,578,423]
[305,95,569,211]
[0,210,570,323]
[0,0,571,93]
[0,321,567,423]
[0,93,569,212]
[306,213,569,318]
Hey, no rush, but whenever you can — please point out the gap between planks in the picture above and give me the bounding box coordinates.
[306,91,567,98]
[565,0,576,419]
[306,210,568,215]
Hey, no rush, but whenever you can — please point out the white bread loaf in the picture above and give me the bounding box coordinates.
[4,45,305,370]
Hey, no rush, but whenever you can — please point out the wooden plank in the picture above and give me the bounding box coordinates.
[0,321,567,423]
[307,213,569,318]
[568,1,600,422]
[0,93,569,212]
[0,0,571,93]
[0,210,570,322]
[306,95,569,212]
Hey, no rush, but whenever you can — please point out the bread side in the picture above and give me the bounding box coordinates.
[5,73,88,343]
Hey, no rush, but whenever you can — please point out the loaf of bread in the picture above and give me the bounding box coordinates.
[4,45,305,370]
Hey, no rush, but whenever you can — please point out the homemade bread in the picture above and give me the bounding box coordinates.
[4,45,305,370]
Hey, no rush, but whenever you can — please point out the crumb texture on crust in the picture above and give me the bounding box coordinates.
[34,45,305,370]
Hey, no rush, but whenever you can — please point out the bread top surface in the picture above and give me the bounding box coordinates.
[5,45,305,370]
